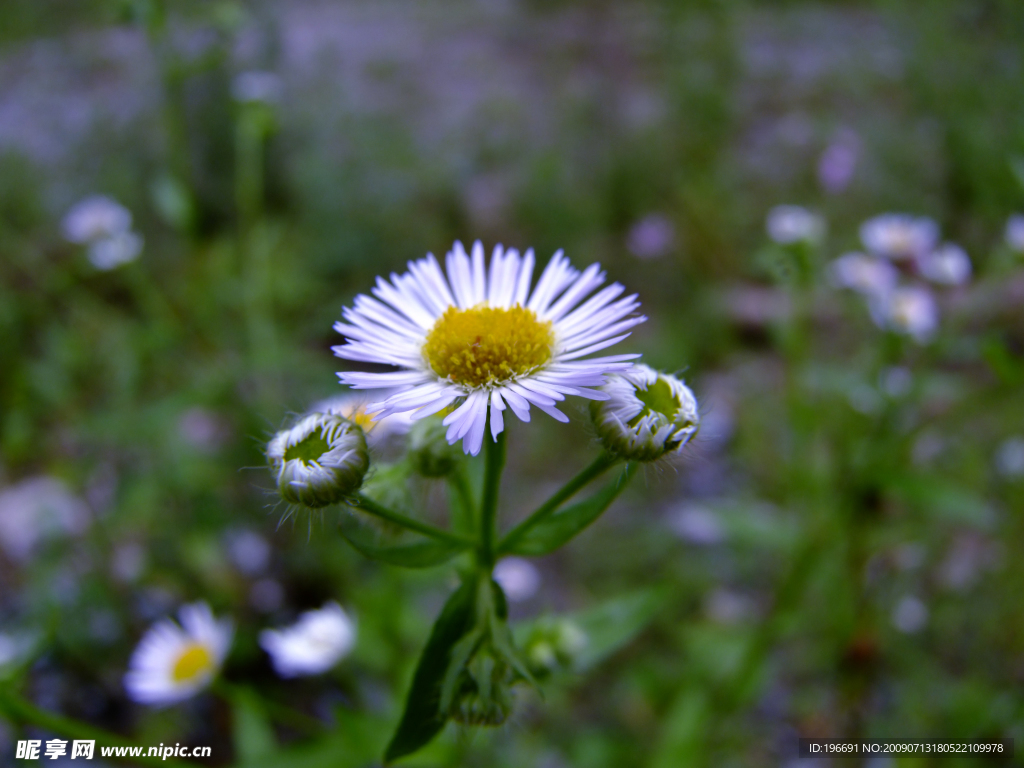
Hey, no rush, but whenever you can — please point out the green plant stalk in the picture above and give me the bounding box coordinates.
[349,494,474,548]
[478,430,507,568]
[0,686,189,768]
[498,451,619,555]
[213,680,325,735]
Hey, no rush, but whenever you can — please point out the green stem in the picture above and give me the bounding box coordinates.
[213,680,324,734]
[0,686,189,767]
[479,429,507,568]
[349,494,473,548]
[498,451,619,555]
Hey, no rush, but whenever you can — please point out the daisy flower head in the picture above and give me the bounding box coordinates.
[872,285,939,344]
[124,602,232,706]
[62,195,132,245]
[333,241,646,456]
[860,214,938,261]
[590,364,700,462]
[918,243,972,286]
[267,413,369,508]
[259,602,356,678]
[765,205,825,245]
[310,391,412,447]
[830,252,899,297]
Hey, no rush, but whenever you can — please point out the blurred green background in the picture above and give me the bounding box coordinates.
[2,0,1024,765]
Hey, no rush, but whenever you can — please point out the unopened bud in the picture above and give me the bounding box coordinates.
[267,414,369,508]
[590,365,699,461]
[524,618,588,676]
[449,647,515,726]
[407,416,461,477]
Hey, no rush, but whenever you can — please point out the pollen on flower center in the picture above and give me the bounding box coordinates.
[172,644,212,682]
[423,305,554,388]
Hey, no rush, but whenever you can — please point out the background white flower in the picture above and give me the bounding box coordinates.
[124,602,233,706]
[830,252,898,297]
[62,195,132,244]
[873,285,938,343]
[333,241,645,455]
[0,476,89,563]
[765,205,825,245]
[493,557,541,602]
[87,230,143,270]
[626,214,675,259]
[918,243,971,286]
[860,214,938,260]
[1004,214,1024,253]
[310,391,413,446]
[259,602,356,678]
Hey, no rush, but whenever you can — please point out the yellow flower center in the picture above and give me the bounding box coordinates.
[172,643,213,683]
[343,405,378,432]
[423,305,554,388]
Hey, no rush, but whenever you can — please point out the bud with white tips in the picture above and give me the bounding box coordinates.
[267,413,369,508]
[590,365,700,462]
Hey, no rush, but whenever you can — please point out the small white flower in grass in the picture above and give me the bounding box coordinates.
[124,602,232,706]
[994,436,1024,478]
[333,241,646,456]
[891,595,928,634]
[860,214,938,260]
[310,392,412,446]
[765,205,825,245]
[918,243,971,286]
[493,557,541,602]
[267,413,369,508]
[626,214,675,259]
[62,195,132,244]
[830,252,898,297]
[873,285,939,344]
[87,230,143,270]
[1004,214,1024,253]
[590,365,699,462]
[259,602,355,678]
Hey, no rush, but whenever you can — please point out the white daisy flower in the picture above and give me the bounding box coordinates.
[309,392,412,446]
[1004,214,1024,253]
[333,241,645,456]
[765,205,825,245]
[872,285,939,343]
[590,365,700,462]
[266,413,369,508]
[860,214,938,260]
[62,195,132,244]
[124,602,233,706]
[918,243,971,286]
[87,230,143,270]
[830,252,898,297]
[259,602,356,678]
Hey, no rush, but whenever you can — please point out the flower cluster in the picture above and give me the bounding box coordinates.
[62,195,143,270]
[124,601,356,706]
[831,213,972,343]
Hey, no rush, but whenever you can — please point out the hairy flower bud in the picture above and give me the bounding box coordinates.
[267,414,369,508]
[590,365,699,462]
[523,618,588,676]
[448,646,515,726]
[406,416,462,477]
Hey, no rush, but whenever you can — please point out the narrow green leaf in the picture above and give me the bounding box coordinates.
[230,688,278,766]
[337,513,469,568]
[502,464,637,556]
[384,579,478,764]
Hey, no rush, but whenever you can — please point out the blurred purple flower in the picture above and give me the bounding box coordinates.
[817,129,860,194]
[626,214,675,259]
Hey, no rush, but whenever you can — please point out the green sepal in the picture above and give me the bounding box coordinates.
[384,578,478,764]
[338,513,470,569]
[502,464,638,556]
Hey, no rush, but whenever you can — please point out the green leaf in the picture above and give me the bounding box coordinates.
[230,688,278,766]
[384,578,478,764]
[502,464,637,556]
[338,513,469,568]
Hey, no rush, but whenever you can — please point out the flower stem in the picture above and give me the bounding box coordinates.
[478,430,507,568]
[497,451,619,555]
[349,494,474,548]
